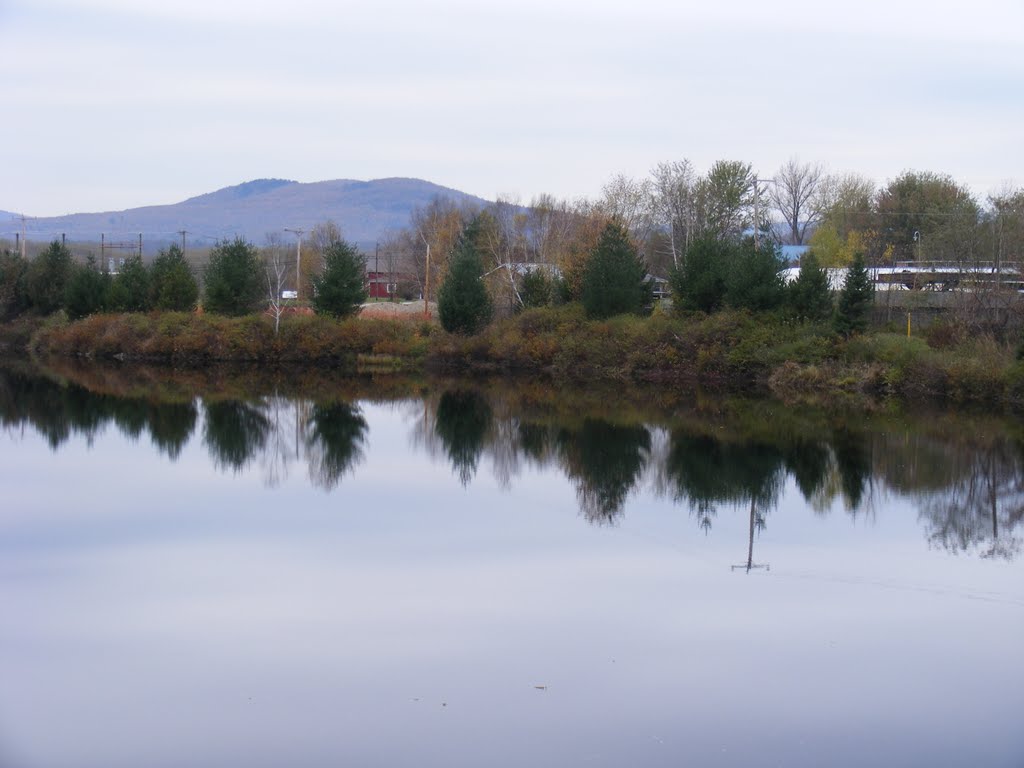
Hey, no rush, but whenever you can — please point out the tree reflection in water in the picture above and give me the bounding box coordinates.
[556,420,651,525]
[830,427,873,514]
[665,433,785,533]
[203,400,271,472]
[147,401,197,460]
[914,439,1024,560]
[4,362,1024,559]
[202,395,368,489]
[433,390,492,486]
[306,401,369,490]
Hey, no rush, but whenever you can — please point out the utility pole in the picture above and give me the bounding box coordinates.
[284,228,305,300]
[418,230,431,318]
[178,230,188,255]
[424,243,431,317]
[19,215,27,260]
[138,233,143,259]
[753,177,760,250]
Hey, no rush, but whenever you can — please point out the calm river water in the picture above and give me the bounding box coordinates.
[0,362,1022,768]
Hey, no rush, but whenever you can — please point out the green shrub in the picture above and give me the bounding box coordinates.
[834,253,874,336]
[311,239,367,318]
[0,249,30,320]
[107,255,151,312]
[203,238,264,316]
[64,256,110,320]
[150,244,199,312]
[669,237,730,313]
[26,240,73,314]
[724,240,786,312]
[438,218,493,335]
[519,268,552,309]
[787,252,833,321]
[580,220,650,319]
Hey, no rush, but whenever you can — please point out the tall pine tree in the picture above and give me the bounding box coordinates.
[581,220,650,319]
[833,252,874,336]
[438,218,493,334]
[203,238,264,316]
[150,244,199,312]
[312,239,367,318]
[788,251,833,321]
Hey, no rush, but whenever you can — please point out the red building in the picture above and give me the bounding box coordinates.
[365,270,420,299]
[365,271,395,299]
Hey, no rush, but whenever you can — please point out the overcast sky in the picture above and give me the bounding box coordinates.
[2,0,1021,217]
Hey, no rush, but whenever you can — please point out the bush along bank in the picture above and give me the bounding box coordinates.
[17,306,1024,409]
[26,311,432,368]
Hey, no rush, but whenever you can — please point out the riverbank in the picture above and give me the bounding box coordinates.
[9,305,1024,409]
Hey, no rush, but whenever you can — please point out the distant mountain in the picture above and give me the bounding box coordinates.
[9,178,490,251]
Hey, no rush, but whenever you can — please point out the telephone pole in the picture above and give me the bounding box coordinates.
[178,229,188,254]
[418,230,431,318]
[284,228,305,300]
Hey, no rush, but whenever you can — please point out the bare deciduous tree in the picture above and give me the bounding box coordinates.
[599,173,655,245]
[477,196,528,313]
[262,233,293,335]
[650,159,699,268]
[771,158,824,245]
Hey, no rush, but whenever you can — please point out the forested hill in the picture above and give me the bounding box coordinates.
[8,178,491,251]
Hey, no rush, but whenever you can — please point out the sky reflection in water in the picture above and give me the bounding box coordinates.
[0,372,1022,768]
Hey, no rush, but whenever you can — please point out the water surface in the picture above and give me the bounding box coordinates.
[1,363,1021,767]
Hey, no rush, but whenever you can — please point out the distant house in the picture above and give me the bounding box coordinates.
[365,270,392,299]
[505,262,562,278]
[365,270,418,299]
[646,274,670,299]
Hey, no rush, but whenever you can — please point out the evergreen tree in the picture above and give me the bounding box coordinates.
[519,268,552,309]
[64,256,110,320]
[724,239,786,312]
[833,252,874,336]
[669,236,730,313]
[0,249,30,320]
[311,239,367,318]
[26,240,74,314]
[580,220,650,319]
[150,244,199,312]
[438,218,493,334]
[107,255,151,312]
[203,237,264,316]
[787,251,833,321]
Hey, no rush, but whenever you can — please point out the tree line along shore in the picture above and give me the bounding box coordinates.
[3,163,1024,411]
